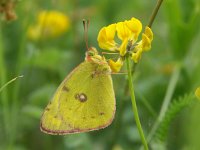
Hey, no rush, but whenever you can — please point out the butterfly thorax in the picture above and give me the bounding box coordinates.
[85,47,111,77]
[91,63,111,78]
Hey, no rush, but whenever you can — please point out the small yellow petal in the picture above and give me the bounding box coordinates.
[98,27,109,48]
[142,33,151,51]
[125,17,142,40]
[106,24,116,41]
[97,24,117,51]
[119,38,128,56]
[116,22,132,41]
[144,26,153,42]
[131,47,143,63]
[109,58,123,73]
[195,87,200,100]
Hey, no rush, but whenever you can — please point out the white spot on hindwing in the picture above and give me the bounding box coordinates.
[75,93,87,102]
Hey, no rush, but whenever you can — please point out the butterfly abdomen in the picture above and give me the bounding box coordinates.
[90,62,111,78]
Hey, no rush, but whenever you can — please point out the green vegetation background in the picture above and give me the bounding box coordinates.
[0,0,200,149]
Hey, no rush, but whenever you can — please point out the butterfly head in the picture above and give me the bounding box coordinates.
[85,47,107,64]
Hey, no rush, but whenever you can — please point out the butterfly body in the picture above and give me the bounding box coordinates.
[40,49,115,135]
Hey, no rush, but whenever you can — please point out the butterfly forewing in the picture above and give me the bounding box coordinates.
[40,61,115,134]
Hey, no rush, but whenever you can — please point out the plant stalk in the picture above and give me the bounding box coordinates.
[126,56,148,150]
[0,76,23,93]
[0,23,10,145]
[148,0,164,28]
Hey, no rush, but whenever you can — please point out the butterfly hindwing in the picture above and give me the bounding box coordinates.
[40,61,115,134]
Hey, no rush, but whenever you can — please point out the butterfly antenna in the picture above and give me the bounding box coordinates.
[83,19,90,51]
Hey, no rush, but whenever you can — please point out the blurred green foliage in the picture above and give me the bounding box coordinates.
[0,0,200,149]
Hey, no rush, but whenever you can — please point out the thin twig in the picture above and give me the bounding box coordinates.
[0,75,23,93]
[148,0,164,28]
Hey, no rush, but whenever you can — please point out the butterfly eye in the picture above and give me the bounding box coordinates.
[89,52,94,56]
[87,51,94,56]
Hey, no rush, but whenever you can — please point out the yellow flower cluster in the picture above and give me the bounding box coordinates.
[195,87,200,100]
[97,17,153,72]
[28,11,70,40]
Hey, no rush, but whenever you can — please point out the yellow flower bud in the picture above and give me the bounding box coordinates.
[144,26,153,42]
[142,33,151,51]
[131,47,143,63]
[119,38,128,56]
[195,87,200,100]
[109,58,123,73]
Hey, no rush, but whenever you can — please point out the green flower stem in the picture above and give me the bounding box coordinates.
[126,56,148,150]
[11,17,30,143]
[148,0,164,28]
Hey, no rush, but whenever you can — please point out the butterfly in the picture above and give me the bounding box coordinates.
[40,47,116,135]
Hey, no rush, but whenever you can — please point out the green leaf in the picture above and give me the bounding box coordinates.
[154,93,195,142]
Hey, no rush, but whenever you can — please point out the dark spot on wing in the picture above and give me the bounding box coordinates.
[68,124,72,128]
[74,93,87,102]
[99,112,104,116]
[79,93,87,102]
[91,116,95,119]
[91,72,95,78]
[75,93,79,99]
[45,108,50,111]
[62,86,69,92]
[102,67,108,72]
